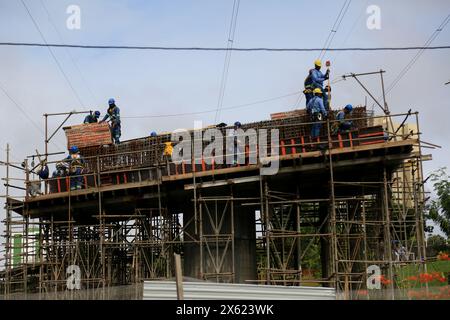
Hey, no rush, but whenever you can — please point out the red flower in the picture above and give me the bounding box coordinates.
[437,252,449,261]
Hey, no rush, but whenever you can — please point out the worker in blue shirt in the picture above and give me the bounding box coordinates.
[37,161,49,180]
[334,104,354,134]
[84,111,101,124]
[310,60,330,110]
[65,146,85,190]
[307,88,328,139]
[303,69,314,106]
[100,98,121,144]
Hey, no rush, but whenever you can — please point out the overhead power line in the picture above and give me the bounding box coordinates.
[369,13,450,110]
[39,0,99,106]
[384,14,450,95]
[215,0,241,123]
[0,81,64,150]
[318,0,352,61]
[295,0,352,109]
[20,0,85,107]
[122,91,301,119]
[0,42,449,52]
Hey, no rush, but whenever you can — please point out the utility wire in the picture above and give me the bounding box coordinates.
[39,0,99,106]
[123,91,301,119]
[0,42,448,51]
[384,14,450,95]
[295,0,352,109]
[318,0,352,61]
[331,0,369,64]
[0,82,64,150]
[370,14,450,109]
[20,0,85,107]
[214,0,240,123]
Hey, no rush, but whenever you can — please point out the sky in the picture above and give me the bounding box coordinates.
[0,0,449,242]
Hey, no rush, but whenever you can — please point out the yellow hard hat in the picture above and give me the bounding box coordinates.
[313,88,322,94]
[314,59,322,67]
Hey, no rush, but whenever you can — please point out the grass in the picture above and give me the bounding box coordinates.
[395,259,450,290]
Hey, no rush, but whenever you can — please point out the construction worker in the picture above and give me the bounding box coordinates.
[333,104,354,134]
[311,60,330,109]
[303,69,314,106]
[37,161,49,180]
[50,161,68,193]
[65,146,85,190]
[100,98,121,144]
[52,161,68,178]
[163,141,173,163]
[307,88,328,139]
[84,111,101,124]
[228,121,243,166]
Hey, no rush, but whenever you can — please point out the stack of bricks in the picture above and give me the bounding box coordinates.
[72,106,371,173]
[270,109,306,120]
[64,122,112,150]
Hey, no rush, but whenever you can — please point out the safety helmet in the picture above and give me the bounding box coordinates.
[69,146,79,154]
[313,88,322,95]
[234,121,241,128]
[314,59,322,67]
[94,111,100,117]
[108,98,115,105]
[344,104,353,112]
[150,131,157,137]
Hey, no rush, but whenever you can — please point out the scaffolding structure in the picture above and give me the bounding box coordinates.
[1,103,431,299]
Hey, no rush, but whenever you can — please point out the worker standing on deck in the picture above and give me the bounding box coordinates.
[100,98,121,144]
[84,111,101,124]
[227,121,243,166]
[163,141,173,163]
[333,104,354,134]
[65,146,85,190]
[303,69,314,106]
[310,60,330,109]
[307,88,328,139]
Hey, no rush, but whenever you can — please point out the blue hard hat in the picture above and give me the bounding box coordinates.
[94,111,100,117]
[108,98,115,105]
[234,121,241,127]
[345,104,353,112]
[150,131,157,137]
[69,146,79,153]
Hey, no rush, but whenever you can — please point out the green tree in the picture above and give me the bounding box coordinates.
[426,234,449,256]
[426,168,450,238]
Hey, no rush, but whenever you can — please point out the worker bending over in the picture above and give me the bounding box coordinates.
[307,88,328,139]
[84,111,101,124]
[100,98,121,144]
[333,104,354,134]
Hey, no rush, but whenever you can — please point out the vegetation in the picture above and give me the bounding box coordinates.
[426,168,450,238]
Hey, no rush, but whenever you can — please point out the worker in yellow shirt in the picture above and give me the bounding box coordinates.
[163,142,173,162]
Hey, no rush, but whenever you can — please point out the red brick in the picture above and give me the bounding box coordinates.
[64,122,112,150]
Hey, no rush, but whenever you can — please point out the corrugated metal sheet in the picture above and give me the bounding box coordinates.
[143,281,336,300]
